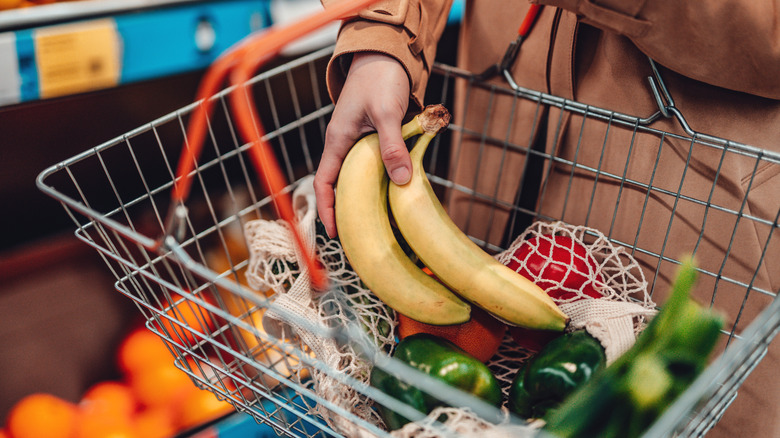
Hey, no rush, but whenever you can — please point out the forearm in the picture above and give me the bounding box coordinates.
[535,0,780,99]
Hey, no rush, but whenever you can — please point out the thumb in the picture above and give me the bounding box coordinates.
[375,119,412,185]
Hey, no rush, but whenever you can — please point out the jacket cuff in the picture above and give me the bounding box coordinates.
[326,19,429,109]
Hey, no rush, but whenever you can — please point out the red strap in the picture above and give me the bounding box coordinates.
[518,4,543,37]
[174,0,380,290]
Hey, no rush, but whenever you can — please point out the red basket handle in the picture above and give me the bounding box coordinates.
[172,0,380,291]
[517,4,542,37]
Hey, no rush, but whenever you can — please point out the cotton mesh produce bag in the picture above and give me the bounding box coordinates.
[243,176,657,436]
[244,176,395,436]
[496,221,658,364]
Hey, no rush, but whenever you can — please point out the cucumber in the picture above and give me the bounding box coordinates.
[543,257,724,438]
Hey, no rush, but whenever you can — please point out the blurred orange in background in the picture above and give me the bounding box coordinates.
[177,386,233,430]
[116,327,172,376]
[80,381,137,421]
[73,407,136,438]
[153,293,217,347]
[3,326,236,438]
[5,393,78,438]
[133,406,177,438]
[128,360,194,410]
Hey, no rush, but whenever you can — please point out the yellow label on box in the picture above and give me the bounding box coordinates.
[34,19,121,99]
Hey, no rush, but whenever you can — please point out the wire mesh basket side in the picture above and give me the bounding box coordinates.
[424,63,780,436]
[35,48,374,437]
[36,46,780,438]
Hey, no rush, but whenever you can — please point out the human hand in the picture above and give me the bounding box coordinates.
[314,52,411,237]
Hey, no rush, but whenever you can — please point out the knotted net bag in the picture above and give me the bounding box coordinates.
[243,176,657,436]
[496,220,658,364]
[244,176,394,436]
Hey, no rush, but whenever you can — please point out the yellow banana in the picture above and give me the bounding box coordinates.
[387,105,569,331]
[334,107,471,325]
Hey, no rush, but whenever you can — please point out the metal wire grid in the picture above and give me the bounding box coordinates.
[432,64,780,311]
[36,46,780,437]
[425,63,780,436]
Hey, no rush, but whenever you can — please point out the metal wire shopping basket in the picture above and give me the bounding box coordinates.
[36,27,780,438]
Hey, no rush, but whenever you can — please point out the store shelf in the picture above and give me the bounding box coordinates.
[0,0,270,106]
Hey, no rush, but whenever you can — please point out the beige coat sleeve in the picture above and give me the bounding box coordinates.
[321,0,454,108]
[534,0,780,99]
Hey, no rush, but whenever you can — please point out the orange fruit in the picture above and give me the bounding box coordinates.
[117,328,172,378]
[73,408,137,438]
[397,305,507,363]
[133,407,177,438]
[129,361,194,410]
[6,393,78,438]
[175,387,233,430]
[152,293,216,346]
[508,325,563,352]
[79,381,137,421]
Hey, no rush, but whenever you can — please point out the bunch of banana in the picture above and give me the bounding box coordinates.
[335,104,568,331]
[334,107,471,326]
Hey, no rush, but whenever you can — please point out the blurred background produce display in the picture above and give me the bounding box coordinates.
[3,327,234,438]
[0,0,461,433]
[0,0,351,436]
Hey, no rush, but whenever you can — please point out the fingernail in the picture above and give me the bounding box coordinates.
[390,167,410,185]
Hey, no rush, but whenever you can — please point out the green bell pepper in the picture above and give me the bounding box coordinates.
[508,330,606,419]
[370,333,502,430]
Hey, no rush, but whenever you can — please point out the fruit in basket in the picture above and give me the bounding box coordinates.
[507,234,603,300]
[507,326,562,353]
[397,305,506,363]
[370,333,502,430]
[542,257,724,438]
[335,105,471,325]
[505,234,604,351]
[387,107,568,331]
[507,330,606,419]
[5,393,79,438]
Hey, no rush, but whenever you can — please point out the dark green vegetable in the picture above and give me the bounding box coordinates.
[370,333,502,430]
[508,330,606,419]
[543,257,724,438]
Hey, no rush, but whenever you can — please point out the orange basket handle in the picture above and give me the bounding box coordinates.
[171,0,380,291]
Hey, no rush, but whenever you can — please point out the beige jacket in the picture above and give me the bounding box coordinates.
[324,1,780,436]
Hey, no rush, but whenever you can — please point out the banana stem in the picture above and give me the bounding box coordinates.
[416,104,451,136]
[405,104,450,164]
